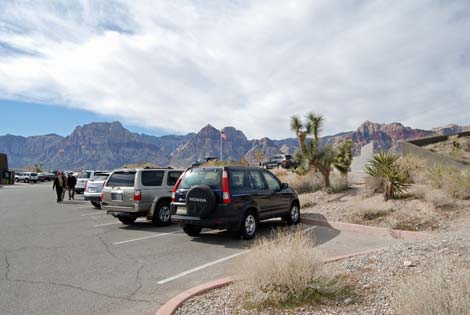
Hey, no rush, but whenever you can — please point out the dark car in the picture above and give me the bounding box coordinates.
[170,166,300,240]
[262,154,298,169]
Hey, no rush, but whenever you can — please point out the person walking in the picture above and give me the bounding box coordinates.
[52,172,66,203]
[67,172,77,200]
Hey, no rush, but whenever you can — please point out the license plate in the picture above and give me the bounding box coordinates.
[111,193,123,201]
[89,187,96,193]
[176,206,187,215]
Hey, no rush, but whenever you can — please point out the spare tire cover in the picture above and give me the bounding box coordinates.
[186,185,217,218]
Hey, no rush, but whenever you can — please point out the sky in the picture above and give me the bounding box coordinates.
[0,0,469,139]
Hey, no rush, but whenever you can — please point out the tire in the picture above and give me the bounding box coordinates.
[33,180,37,183]
[152,201,172,226]
[186,185,216,218]
[183,225,202,236]
[118,216,137,225]
[240,210,257,240]
[263,164,268,169]
[283,203,301,225]
[24,178,29,183]
[91,201,101,209]
[277,164,282,169]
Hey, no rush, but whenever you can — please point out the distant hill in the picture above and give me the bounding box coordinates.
[1,120,468,170]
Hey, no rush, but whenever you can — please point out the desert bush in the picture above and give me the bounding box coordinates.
[351,198,394,222]
[427,165,470,199]
[396,261,470,315]
[278,171,323,194]
[233,229,350,309]
[424,189,456,209]
[364,175,384,194]
[330,175,349,193]
[396,156,426,183]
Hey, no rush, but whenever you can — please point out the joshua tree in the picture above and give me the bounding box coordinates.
[305,140,336,188]
[306,112,324,141]
[290,115,308,155]
[334,140,353,176]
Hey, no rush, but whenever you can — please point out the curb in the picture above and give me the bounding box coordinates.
[155,277,233,315]
[301,218,431,241]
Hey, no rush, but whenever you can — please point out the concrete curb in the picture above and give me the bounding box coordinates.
[301,217,431,241]
[155,277,233,315]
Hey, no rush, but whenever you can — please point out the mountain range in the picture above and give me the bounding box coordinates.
[0,121,468,170]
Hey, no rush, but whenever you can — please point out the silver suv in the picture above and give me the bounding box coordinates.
[101,168,183,225]
[15,172,38,183]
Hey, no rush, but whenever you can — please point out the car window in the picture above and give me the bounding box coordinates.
[229,170,247,191]
[141,171,164,186]
[167,171,183,186]
[180,169,221,189]
[249,171,266,190]
[31,173,37,176]
[263,171,281,191]
[106,172,136,187]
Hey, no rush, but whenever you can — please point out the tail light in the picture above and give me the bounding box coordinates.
[100,192,104,200]
[222,170,231,204]
[84,180,88,192]
[172,173,184,202]
[134,189,142,201]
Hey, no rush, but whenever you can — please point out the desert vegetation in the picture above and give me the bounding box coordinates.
[424,135,470,164]
[233,229,351,309]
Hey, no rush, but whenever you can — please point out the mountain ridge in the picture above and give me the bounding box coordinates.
[1,120,469,170]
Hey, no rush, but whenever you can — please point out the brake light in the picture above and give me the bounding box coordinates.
[172,173,184,202]
[100,192,104,200]
[222,170,231,204]
[134,189,142,201]
[84,180,88,191]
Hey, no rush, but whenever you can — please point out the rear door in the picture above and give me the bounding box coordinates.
[104,171,136,207]
[247,170,272,219]
[139,170,165,211]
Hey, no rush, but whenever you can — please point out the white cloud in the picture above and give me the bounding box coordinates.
[0,0,469,138]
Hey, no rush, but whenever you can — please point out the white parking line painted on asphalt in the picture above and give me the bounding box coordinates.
[156,225,318,285]
[157,251,248,285]
[93,222,121,227]
[113,231,180,245]
[80,212,107,217]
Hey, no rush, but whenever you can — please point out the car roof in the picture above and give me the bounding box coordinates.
[112,167,182,172]
[190,166,266,171]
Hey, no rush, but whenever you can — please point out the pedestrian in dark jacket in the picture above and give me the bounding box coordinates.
[52,172,66,203]
[67,173,77,200]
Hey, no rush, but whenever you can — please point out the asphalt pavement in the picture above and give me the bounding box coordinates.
[0,182,404,315]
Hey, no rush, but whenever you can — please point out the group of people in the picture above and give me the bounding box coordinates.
[52,172,77,203]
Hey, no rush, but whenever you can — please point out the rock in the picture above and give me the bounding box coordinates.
[344,298,353,304]
[403,260,416,267]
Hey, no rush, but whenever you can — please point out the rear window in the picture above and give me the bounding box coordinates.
[81,172,92,179]
[93,175,109,181]
[180,169,221,189]
[141,171,164,186]
[31,173,37,176]
[106,172,136,187]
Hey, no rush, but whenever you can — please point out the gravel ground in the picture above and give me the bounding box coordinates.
[175,225,470,315]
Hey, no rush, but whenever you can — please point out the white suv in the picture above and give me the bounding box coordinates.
[15,172,38,183]
[102,168,183,225]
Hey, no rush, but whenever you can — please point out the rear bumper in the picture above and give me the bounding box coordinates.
[171,202,241,229]
[84,194,101,202]
[75,188,85,193]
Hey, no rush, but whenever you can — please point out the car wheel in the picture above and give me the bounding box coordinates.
[33,180,37,183]
[91,201,101,209]
[277,164,282,169]
[240,210,257,240]
[24,178,29,183]
[284,203,301,225]
[118,216,137,225]
[152,201,172,226]
[183,225,202,236]
[263,164,267,169]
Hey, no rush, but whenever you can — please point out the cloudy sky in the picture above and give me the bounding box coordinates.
[0,0,469,139]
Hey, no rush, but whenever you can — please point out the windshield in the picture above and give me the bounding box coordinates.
[180,169,221,189]
[106,172,136,187]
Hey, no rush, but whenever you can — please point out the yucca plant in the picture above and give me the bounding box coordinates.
[365,152,410,201]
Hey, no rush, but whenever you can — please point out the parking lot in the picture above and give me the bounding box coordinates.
[0,182,404,315]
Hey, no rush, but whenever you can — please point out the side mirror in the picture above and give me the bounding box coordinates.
[281,183,289,190]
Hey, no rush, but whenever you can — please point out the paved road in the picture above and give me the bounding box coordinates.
[0,183,403,315]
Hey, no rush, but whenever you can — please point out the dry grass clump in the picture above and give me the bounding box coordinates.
[396,261,470,315]
[351,198,394,222]
[427,165,470,200]
[233,229,350,309]
[396,155,426,183]
[274,170,323,194]
[330,175,349,193]
[364,175,383,194]
[424,189,456,209]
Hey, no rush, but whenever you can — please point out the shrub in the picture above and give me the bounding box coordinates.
[276,171,323,194]
[396,262,470,315]
[365,152,410,201]
[330,175,349,193]
[396,156,426,183]
[233,229,350,309]
[424,189,455,209]
[427,165,470,199]
[351,198,394,222]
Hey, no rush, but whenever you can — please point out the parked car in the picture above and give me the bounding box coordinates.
[84,172,111,208]
[171,166,300,240]
[101,168,184,225]
[14,172,38,183]
[37,173,52,181]
[76,170,105,194]
[262,154,298,169]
